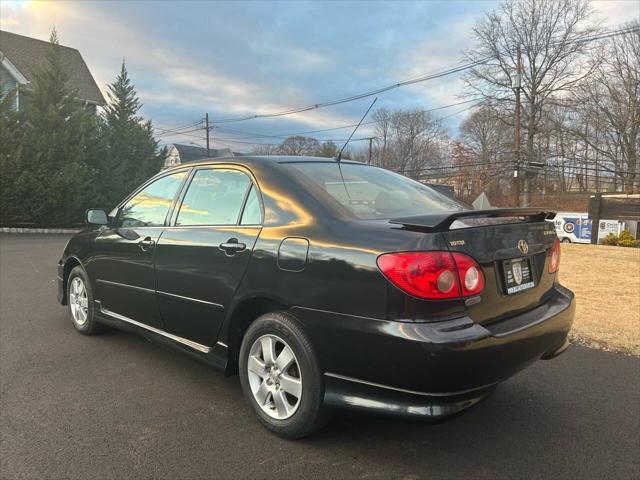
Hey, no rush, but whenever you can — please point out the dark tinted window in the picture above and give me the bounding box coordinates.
[176,169,251,226]
[286,162,465,220]
[240,185,262,225]
[119,172,187,227]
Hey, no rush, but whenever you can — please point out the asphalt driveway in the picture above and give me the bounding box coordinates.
[1,234,639,479]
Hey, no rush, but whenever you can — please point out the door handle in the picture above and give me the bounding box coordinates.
[219,238,246,254]
[138,237,155,252]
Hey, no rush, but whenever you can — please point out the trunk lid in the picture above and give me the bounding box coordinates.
[391,209,558,324]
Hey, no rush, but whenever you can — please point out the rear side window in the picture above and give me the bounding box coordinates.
[119,171,187,227]
[286,162,465,220]
[240,185,262,225]
[176,169,252,226]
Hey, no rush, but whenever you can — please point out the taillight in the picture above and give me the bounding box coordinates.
[376,251,484,300]
[548,238,561,273]
[452,252,485,296]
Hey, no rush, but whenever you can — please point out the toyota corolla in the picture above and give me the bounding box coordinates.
[57,156,575,438]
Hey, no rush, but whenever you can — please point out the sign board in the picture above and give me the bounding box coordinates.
[596,220,621,242]
[588,194,640,244]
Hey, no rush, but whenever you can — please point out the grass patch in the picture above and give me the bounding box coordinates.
[559,243,640,356]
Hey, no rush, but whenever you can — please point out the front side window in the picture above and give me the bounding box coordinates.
[176,169,253,226]
[119,171,187,227]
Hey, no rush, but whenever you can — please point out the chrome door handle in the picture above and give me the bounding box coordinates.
[219,238,246,254]
[138,237,155,251]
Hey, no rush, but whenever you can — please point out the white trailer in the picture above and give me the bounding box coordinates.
[552,212,623,244]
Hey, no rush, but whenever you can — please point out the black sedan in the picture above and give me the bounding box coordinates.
[57,156,575,438]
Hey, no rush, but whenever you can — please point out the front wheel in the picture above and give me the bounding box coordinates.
[239,312,329,438]
[67,266,105,335]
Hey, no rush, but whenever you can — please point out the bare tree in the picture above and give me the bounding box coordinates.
[373,108,393,168]
[277,135,320,156]
[250,144,280,155]
[572,23,639,192]
[371,108,449,179]
[464,0,600,202]
[460,106,511,165]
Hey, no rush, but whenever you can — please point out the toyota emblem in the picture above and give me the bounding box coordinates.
[518,240,529,255]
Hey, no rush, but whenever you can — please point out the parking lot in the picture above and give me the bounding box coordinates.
[1,234,639,479]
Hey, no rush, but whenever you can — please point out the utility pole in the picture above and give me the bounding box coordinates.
[583,120,589,192]
[205,113,210,157]
[513,45,522,206]
[367,137,373,165]
[595,129,600,192]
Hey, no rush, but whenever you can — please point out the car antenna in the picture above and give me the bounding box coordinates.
[336,97,378,162]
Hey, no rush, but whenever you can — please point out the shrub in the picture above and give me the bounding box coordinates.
[602,233,619,246]
[617,230,637,248]
[601,230,639,248]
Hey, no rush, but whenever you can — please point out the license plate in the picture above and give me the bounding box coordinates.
[502,258,535,294]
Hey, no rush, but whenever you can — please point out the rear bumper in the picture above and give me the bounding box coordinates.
[323,372,497,420]
[293,284,575,419]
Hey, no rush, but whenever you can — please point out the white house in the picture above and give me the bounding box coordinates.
[164,144,243,169]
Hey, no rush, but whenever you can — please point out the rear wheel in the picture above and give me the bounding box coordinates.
[67,266,105,335]
[239,311,329,438]
[561,237,571,243]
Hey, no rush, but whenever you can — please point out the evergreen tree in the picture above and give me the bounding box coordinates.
[0,93,26,225]
[11,28,96,225]
[101,61,166,207]
[314,141,342,158]
[1,31,165,227]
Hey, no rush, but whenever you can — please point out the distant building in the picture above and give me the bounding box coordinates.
[425,183,456,199]
[163,143,243,169]
[0,30,105,111]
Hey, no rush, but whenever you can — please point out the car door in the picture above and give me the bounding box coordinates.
[154,166,263,347]
[90,170,190,328]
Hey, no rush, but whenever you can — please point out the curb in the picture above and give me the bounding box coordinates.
[1,227,81,234]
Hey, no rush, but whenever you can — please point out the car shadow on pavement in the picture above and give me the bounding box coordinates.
[48,326,639,479]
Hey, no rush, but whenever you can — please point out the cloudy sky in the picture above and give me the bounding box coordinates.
[1,0,636,151]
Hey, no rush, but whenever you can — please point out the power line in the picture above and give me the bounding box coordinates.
[213,98,481,140]
[392,157,637,177]
[207,60,488,124]
[154,121,204,137]
[202,25,638,124]
[150,25,639,149]
[155,129,207,140]
[154,100,481,146]
[213,99,481,142]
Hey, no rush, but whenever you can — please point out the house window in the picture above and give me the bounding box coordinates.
[0,65,18,111]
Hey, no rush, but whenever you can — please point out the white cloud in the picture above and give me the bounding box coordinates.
[0,0,353,132]
[0,15,19,27]
[3,0,632,145]
[591,0,639,26]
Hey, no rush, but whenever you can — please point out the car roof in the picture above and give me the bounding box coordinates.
[162,155,366,173]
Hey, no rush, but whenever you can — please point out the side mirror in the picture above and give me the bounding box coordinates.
[86,209,108,226]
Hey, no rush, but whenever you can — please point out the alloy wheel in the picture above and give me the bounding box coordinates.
[69,276,89,326]
[247,334,302,420]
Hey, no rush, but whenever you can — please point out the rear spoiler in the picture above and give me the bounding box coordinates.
[390,208,556,232]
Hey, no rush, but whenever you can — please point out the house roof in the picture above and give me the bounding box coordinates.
[0,30,105,105]
[171,144,244,162]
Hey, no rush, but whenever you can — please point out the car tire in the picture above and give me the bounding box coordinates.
[561,238,571,243]
[67,266,105,335]
[239,311,329,439]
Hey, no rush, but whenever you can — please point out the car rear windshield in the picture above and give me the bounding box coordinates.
[286,162,466,220]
